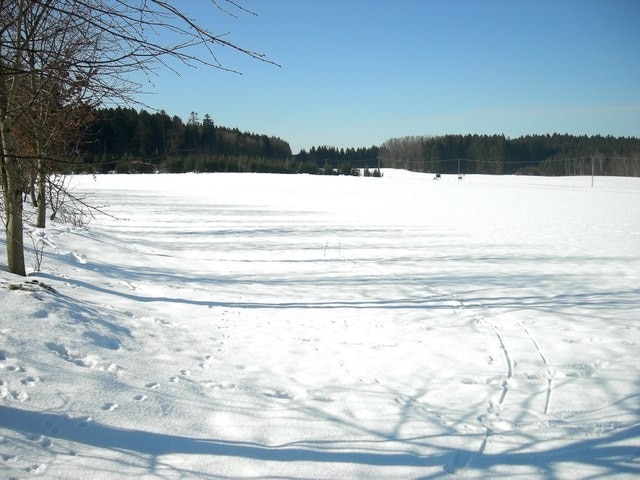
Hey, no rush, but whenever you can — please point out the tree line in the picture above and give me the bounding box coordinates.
[380,134,640,176]
[82,108,382,175]
[83,108,294,173]
[88,120,638,177]
[296,145,381,173]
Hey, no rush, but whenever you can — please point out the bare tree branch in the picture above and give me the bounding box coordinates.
[1,0,277,275]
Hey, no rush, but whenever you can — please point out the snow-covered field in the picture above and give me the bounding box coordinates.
[1,170,639,479]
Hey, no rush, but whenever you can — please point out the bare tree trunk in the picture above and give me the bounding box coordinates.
[1,125,27,276]
[36,158,46,228]
[4,172,26,276]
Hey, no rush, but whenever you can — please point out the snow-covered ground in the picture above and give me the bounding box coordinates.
[1,170,639,479]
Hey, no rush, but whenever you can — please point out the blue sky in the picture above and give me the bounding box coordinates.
[135,0,640,153]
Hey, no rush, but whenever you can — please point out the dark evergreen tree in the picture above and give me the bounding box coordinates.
[380,134,640,177]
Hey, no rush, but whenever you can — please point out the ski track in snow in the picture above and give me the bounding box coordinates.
[336,204,639,476]
[342,254,556,471]
[518,321,553,415]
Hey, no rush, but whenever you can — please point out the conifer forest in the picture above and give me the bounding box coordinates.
[83,108,639,177]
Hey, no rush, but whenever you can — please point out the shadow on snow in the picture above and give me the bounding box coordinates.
[2,405,638,477]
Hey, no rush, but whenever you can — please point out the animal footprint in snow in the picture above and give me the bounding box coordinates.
[484,376,504,385]
[46,342,124,373]
[106,363,126,374]
[101,402,119,412]
[64,414,93,427]
[6,365,26,373]
[21,376,42,386]
[133,394,148,401]
[145,382,160,389]
[478,413,511,432]
[202,381,236,390]
[72,252,87,264]
[311,394,334,403]
[12,390,30,402]
[26,463,47,474]
[263,389,294,400]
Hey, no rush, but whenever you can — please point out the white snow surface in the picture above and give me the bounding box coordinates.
[1,171,639,479]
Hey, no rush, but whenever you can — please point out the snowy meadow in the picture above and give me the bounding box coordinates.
[1,171,639,479]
